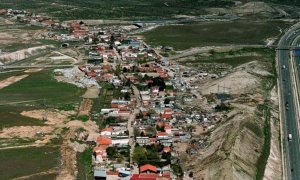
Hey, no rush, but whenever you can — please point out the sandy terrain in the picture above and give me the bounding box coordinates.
[263,87,282,180]
[0,74,29,90]
[82,85,99,99]
[198,61,269,95]
[78,98,93,116]
[24,68,43,73]
[0,45,54,64]
[21,110,71,126]
[0,126,53,138]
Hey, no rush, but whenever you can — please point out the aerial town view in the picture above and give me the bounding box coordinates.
[1,0,300,180]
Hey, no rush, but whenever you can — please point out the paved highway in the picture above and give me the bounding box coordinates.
[278,24,300,180]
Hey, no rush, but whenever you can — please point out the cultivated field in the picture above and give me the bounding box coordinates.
[0,0,233,20]
[0,70,84,106]
[180,48,275,69]
[0,146,60,179]
[141,21,291,50]
[0,70,84,129]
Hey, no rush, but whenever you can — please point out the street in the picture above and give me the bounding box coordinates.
[277,24,300,180]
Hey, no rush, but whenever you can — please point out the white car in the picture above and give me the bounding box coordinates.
[288,134,292,141]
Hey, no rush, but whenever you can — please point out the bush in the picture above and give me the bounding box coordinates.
[77,115,89,122]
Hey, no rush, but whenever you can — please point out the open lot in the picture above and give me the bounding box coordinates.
[0,146,60,180]
[141,21,290,50]
[0,22,47,52]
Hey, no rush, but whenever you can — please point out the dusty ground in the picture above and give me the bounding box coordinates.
[181,59,275,180]
[0,45,54,64]
[56,129,77,180]
[263,87,282,180]
[78,98,93,116]
[0,74,29,90]
[198,61,269,95]
[82,85,100,99]
[24,68,43,73]
[0,126,53,139]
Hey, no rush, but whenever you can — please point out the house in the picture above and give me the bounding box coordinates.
[164,124,172,135]
[97,137,112,146]
[141,95,151,107]
[159,139,173,147]
[139,164,157,174]
[136,137,149,145]
[111,100,130,108]
[156,132,169,140]
[106,171,119,179]
[163,146,171,153]
[161,108,173,120]
[112,136,129,146]
[131,174,170,180]
[94,167,107,180]
[93,146,107,163]
[101,127,113,137]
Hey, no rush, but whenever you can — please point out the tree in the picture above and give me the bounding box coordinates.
[162,152,171,162]
[124,92,131,101]
[209,49,215,55]
[164,98,170,104]
[123,67,128,73]
[156,125,165,132]
[132,146,147,164]
[134,127,140,137]
[107,146,118,159]
[114,64,121,76]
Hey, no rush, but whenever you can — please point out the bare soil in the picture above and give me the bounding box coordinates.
[78,98,93,116]
[0,75,29,90]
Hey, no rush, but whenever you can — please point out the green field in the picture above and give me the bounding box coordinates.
[0,70,24,81]
[0,70,84,128]
[0,70,84,106]
[181,48,275,69]
[0,105,45,129]
[0,146,60,179]
[142,21,290,50]
[0,0,235,20]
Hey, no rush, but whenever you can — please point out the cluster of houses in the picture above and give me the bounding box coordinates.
[0,8,61,28]
[62,22,222,180]
[0,7,223,178]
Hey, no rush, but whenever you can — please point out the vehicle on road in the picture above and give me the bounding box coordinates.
[288,134,292,141]
[282,65,286,69]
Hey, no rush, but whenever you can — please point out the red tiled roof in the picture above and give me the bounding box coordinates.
[131,174,157,180]
[163,146,171,153]
[164,124,172,130]
[156,132,168,137]
[140,164,157,173]
[107,171,119,175]
[156,121,164,128]
[97,137,112,145]
[93,146,106,152]
[101,127,113,133]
